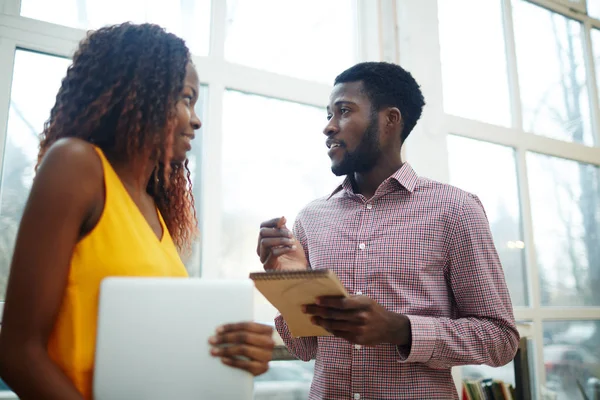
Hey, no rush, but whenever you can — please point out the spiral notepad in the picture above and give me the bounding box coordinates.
[249,269,348,337]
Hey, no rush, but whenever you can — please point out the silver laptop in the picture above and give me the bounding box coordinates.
[93,277,255,400]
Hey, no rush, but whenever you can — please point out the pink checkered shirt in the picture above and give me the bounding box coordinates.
[275,163,519,400]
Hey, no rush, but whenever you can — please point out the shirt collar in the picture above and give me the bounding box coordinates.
[327,162,419,200]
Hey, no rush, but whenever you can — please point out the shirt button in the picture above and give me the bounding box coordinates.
[358,243,366,250]
[354,344,362,350]
[354,394,361,400]
[366,203,372,209]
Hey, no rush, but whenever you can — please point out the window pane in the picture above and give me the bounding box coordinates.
[438,0,511,127]
[225,0,357,83]
[20,0,211,56]
[221,91,341,322]
[527,153,600,307]
[544,321,600,400]
[512,0,594,145]
[447,135,528,306]
[0,50,71,300]
[588,0,600,20]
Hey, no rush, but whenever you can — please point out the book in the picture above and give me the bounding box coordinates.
[249,269,349,337]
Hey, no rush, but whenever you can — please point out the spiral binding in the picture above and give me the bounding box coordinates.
[249,269,330,281]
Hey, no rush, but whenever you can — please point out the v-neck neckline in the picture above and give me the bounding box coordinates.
[102,153,165,243]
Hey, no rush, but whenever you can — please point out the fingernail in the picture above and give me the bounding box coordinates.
[301,305,307,313]
[221,358,232,365]
[291,245,297,250]
[208,336,217,344]
[211,348,221,356]
[216,326,224,334]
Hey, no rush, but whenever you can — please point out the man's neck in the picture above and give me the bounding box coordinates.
[352,157,403,200]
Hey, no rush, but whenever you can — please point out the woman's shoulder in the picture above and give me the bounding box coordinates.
[36,137,104,199]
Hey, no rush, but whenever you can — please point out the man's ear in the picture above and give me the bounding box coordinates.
[386,107,402,127]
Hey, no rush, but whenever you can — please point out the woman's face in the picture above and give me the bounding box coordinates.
[171,62,201,163]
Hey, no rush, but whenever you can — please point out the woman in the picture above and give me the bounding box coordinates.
[0,23,274,400]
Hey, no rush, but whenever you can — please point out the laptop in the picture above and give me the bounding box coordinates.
[93,277,255,400]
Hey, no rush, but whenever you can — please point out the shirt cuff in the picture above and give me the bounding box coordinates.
[396,314,438,364]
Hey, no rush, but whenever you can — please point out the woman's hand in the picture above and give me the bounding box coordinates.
[209,322,275,376]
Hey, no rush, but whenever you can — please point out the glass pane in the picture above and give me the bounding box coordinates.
[221,90,342,322]
[512,0,594,145]
[447,135,528,306]
[527,153,600,307]
[588,0,600,20]
[20,0,211,56]
[544,321,600,400]
[225,0,357,83]
[0,50,71,300]
[254,360,314,399]
[438,0,511,127]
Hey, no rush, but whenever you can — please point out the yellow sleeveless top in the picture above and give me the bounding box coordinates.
[47,147,188,399]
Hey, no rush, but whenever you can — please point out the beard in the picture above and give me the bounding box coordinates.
[331,115,382,177]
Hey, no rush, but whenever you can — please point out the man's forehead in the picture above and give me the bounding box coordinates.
[329,81,367,105]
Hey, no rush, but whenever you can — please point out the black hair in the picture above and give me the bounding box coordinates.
[334,61,425,142]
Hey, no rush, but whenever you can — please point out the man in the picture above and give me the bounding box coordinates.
[257,62,519,399]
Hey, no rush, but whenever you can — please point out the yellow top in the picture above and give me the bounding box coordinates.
[47,146,188,399]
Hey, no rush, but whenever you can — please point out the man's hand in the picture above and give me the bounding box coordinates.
[209,322,275,376]
[257,217,308,272]
[303,296,412,347]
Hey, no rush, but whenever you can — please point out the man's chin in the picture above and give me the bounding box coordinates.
[331,163,351,177]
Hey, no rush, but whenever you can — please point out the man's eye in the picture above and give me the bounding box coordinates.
[341,108,350,114]
[326,114,333,121]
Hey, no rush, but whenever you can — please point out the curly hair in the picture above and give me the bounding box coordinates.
[334,62,425,143]
[37,22,197,253]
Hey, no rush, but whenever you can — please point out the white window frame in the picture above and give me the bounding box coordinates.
[397,0,600,394]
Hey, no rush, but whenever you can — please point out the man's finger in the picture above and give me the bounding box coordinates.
[259,237,294,249]
[316,295,367,310]
[311,316,356,332]
[303,305,360,321]
[258,227,293,239]
[259,217,286,229]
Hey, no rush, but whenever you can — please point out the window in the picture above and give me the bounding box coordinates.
[225,0,357,83]
[544,320,600,399]
[20,0,211,55]
[0,50,71,300]
[527,153,600,307]
[447,135,528,306]
[438,0,511,127]
[220,90,341,321]
[512,0,594,145]
[436,0,600,395]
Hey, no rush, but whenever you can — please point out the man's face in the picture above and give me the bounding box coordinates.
[324,81,382,176]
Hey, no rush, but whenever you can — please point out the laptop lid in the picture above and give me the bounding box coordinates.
[93,277,254,400]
